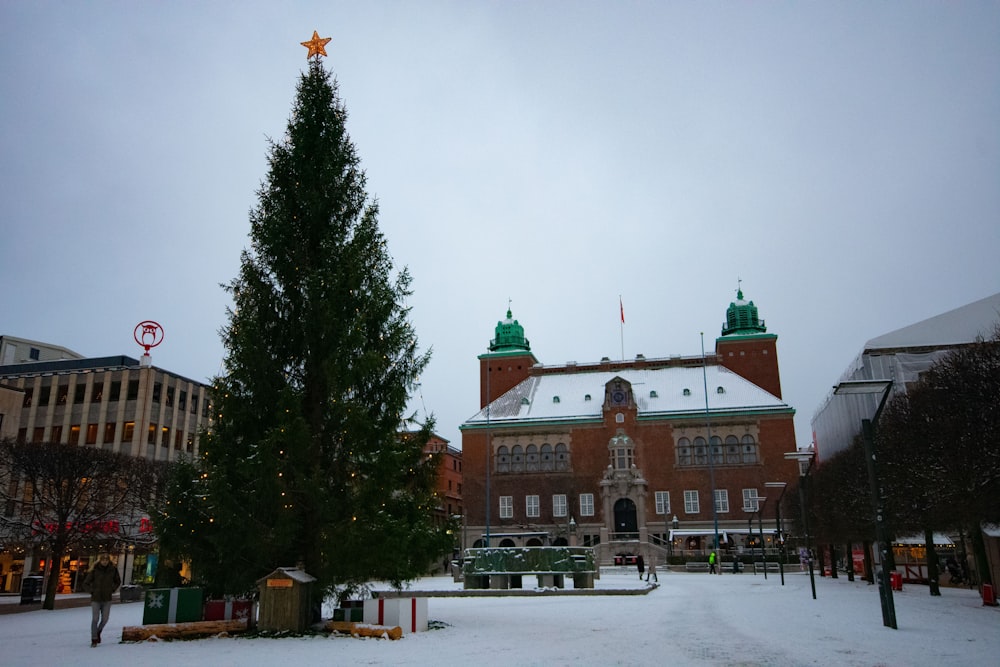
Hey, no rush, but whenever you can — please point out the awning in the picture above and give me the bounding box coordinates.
[893,533,954,546]
[670,530,729,542]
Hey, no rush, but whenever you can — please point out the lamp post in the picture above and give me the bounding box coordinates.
[765,482,788,585]
[785,449,817,600]
[744,497,767,579]
[670,515,679,557]
[834,379,897,630]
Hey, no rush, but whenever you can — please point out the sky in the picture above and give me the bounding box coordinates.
[2,2,998,450]
[3,569,999,665]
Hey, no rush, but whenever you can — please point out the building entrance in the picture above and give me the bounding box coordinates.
[614,498,638,539]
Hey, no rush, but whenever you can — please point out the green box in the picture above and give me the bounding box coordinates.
[143,587,204,624]
[333,607,364,622]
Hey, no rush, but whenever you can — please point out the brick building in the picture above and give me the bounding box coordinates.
[459,291,800,564]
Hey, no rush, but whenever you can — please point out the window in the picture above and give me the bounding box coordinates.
[743,488,761,512]
[147,424,158,445]
[511,445,524,473]
[29,347,40,361]
[580,493,595,517]
[555,443,570,470]
[725,435,740,464]
[654,491,670,515]
[553,494,567,518]
[57,385,68,404]
[500,496,513,519]
[714,489,729,513]
[496,446,510,473]
[693,437,707,465]
[152,382,162,403]
[21,388,32,408]
[103,423,116,444]
[178,390,187,410]
[92,382,103,402]
[684,490,700,514]
[526,495,539,518]
[609,429,634,470]
[85,424,98,445]
[526,444,539,472]
[123,422,135,442]
[710,436,723,465]
[127,380,139,401]
[74,384,86,404]
[540,443,554,471]
[741,435,758,464]
[38,386,50,406]
[109,381,121,402]
[677,437,691,466]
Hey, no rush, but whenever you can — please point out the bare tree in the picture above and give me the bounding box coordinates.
[0,439,154,609]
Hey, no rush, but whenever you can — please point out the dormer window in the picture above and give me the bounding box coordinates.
[649,390,658,398]
[552,396,560,403]
[716,386,725,394]
[683,388,691,396]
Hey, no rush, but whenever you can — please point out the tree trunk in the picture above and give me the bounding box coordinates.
[863,540,874,584]
[844,543,855,582]
[829,544,838,579]
[817,543,826,576]
[924,526,941,596]
[42,543,66,611]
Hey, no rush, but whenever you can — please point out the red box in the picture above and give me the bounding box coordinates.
[203,599,255,624]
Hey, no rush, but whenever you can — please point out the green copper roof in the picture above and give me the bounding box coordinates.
[721,288,767,336]
[490,308,531,352]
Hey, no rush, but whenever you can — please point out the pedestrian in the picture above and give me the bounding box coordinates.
[645,557,658,582]
[637,554,645,579]
[708,551,717,574]
[83,549,121,647]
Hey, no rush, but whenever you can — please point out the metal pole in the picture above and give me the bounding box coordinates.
[759,508,767,580]
[700,333,720,567]
[777,502,785,585]
[863,418,897,629]
[799,477,817,599]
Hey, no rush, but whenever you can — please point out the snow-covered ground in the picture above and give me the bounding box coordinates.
[2,568,997,666]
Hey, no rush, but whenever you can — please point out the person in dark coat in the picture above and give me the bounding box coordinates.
[83,550,121,647]
[637,555,645,579]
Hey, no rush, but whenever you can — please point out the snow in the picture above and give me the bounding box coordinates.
[3,569,997,666]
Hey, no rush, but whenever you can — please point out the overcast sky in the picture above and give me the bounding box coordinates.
[2,1,998,450]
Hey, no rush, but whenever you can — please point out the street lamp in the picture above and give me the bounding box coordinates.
[744,497,767,579]
[670,515,679,557]
[765,482,788,585]
[834,379,897,630]
[785,449,817,600]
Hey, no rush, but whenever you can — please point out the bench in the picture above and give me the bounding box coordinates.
[685,562,711,572]
[752,561,781,573]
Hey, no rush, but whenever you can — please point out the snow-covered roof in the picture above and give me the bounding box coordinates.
[463,364,790,427]
[865,292,1000,351]
[257,567,317,584]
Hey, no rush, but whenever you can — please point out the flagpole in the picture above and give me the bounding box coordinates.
[619,295,625,361]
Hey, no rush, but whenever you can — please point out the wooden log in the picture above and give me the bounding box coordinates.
[122,618,248,641]
[325,620,402,640]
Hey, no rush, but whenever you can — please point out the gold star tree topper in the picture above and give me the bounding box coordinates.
[301,30,332,59]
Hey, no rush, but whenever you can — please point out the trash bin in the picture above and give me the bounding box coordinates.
[890,571,903,591]
[19,575,43,605]
[119,584,142,602]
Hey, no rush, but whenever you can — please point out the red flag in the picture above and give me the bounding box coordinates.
[620,297,625,324]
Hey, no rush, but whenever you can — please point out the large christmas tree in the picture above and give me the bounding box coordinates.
[160,36,452,597]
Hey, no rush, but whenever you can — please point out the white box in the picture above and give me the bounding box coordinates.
[363,597,428,633]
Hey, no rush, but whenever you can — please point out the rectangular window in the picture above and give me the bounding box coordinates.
[175,431,183,450]
[103,423,116,444]
[22,388,33,408]
[579,493,595,517]
[654,491,670,515]
[123,422,135,442]
[51,425,62,442]
[127,380,139,401]
[714,489,729,513]
[526,495,539,518]
[161,426,170,447]
[165,387,174,407]
[179,390,187,411]
[32,427,44,442]
[109,381,121,402]
[499,496,513,519]
[85,424,98,445]
[147,424,158,445]
[92,382,103,402]
[57,385,69,404]
[152,382,162,403]
[552,494,567,518]
[74,384,86,404]
[38,386,50,406]
[684,490,699,514]
[29,347,40,361]
[742,488,761,512]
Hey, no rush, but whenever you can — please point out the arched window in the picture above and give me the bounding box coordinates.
[693,436,708,465]
[710,435,723,465]
[741,435,758,464]
[540,443,554,471]
[725,435,741,464]
[555,443,569,471]
[496,445,510,473]
[526,444,539,472]
[677,437,691,466]
[511,445,524,473]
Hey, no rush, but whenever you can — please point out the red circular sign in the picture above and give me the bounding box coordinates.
[134,321,164,354]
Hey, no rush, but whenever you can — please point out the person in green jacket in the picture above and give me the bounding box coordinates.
[83,550,121,647]
[709,551,717,574]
